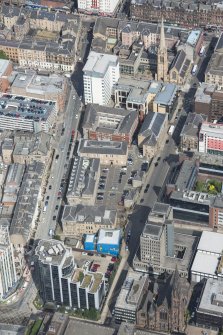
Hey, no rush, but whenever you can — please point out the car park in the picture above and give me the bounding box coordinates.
[111,257,117,262]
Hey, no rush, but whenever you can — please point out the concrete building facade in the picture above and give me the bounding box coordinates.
[83,51,119,105]
[36,239,106,310]
[78,0,121,16]
[0,226,17,300]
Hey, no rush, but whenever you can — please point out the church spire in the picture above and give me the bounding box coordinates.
[160,16,166,51]
[156,16,168,82]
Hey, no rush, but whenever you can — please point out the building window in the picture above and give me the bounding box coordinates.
[160,310,168,321]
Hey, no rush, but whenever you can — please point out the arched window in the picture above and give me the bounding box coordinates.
[160,310,168,320]
[172,71,177,80]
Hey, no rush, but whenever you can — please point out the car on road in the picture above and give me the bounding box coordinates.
[49,185,52,190]
[45,200,48,205]
[102,168,109,172]
[55,205,59,210]
[56,154,59,159]
[155,162,158,167]
[48,229,53,236]
[97,195,104,200]
[82,252,87,256]
[140,198,144,203]
[111,257,117,262]
[53,216,56,221]
[166,139,169,144]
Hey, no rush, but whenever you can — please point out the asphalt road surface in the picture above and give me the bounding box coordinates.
[35,89,81,240]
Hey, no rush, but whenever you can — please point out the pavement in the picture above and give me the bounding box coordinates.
[100,242,129,325]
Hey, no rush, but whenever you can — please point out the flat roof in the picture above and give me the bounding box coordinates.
[185,325,218,335]
[0,94,55,121]
[78,139,128,156]
[198,278,223,316]
[64,320,114,335]
[197,231,223,254]
[83,51,118,77]
[143,223,163,238]
[115,271,148,311]
[0,59,10,76]
[186,30,201,47]
[12,72,66,95]
[35,239,70,266]
[191,252,219,275]
[98,229,121,245]
[85,234,95,243]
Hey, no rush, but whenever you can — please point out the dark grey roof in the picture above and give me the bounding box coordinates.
[170,49,190,78]
[180,113,207,138]
[143,222,163,237]
[78,139,128,156]
[139,112,166,138]
[83,104,138,136]
[62,205,116,226]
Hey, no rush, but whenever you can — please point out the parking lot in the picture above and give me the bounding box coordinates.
[95,146,147,210]
[72,250,118,280]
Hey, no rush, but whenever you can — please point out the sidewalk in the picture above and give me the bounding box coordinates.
[99,243,128,324]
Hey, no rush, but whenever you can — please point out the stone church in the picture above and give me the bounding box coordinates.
[156,18,191,85]
[137,268,190,333]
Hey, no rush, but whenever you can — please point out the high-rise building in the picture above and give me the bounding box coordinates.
[78,0,121,16]
[156,18,168,82]
[0,226,17,300]
[133,202,196,277]
[35,240,105,309]
[83,51,120,106]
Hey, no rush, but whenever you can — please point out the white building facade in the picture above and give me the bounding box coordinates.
[83,51,120,106]
[78,0,121,15]
[0,226,17,300]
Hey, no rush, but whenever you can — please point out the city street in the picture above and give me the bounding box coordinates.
[35,88,81,240]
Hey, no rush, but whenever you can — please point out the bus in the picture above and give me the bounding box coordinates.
[199,46,205,57]
[191,65,198,76]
